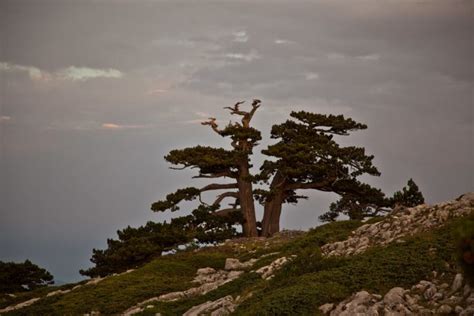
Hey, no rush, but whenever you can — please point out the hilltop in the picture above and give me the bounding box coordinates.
[1,193,473,315]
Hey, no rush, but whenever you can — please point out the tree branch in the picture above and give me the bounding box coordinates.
[247,99,261,123]
[201,117,222,135]
[192,171,236,179]
[212,191,239,207]
[223,100,262,128]
[200,183,239,192]
[214,208,241,217]
[224,101,246,116]
[169,165,189,170]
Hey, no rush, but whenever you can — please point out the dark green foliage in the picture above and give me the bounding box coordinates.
[455,211,474,281]
[235,218,465,315]
[320,179,425,222]
[13,252,230,315]
[164,146,239,175]
[319,183,390,222]
[220,124,262,152]
[151,187,201,212]
[258,111,380,204]
[391,178,425,207]
[80,206,241,278]
[0,260,54,293]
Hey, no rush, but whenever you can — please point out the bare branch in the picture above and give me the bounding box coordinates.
[169,166,188,170]
[201,117,222,135]
[192,171,236,179]
[214,208,241,217]
[198,194,210,207]
[200,183,239,192]
[248,99,261,122]
[224,101,246,116]
[212,191,239,206]
[197,184,238,206]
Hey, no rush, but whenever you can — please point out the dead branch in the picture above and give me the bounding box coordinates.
[212,191,239,206]
[214,208,241,217]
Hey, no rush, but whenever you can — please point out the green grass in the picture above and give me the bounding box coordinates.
[234,216,469,315]
[4,251,229,315]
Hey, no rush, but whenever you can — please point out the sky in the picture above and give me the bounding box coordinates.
[1,0,473,283]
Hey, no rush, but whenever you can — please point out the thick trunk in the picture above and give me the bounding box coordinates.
[261,171,286,237]
[237,162,258,237]
[261,193,283,237]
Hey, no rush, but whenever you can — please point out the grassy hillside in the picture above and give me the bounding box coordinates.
[1,209,472,315]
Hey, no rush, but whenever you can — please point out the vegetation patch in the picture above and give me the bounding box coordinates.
[234,217,467,315]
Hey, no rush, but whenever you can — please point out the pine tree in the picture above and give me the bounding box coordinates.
[319,183,391,222]
[257,111,381,236]
[320,179,425,222]
[151,100,262,237]
[0,260,54,293]
[391,178,425,207]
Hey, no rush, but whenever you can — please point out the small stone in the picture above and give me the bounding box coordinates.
[451,273,463,292]
[419,308,434,315]
[318,303,334,314]
[197,267,216,275]
[424,285,437,300]
[372,294,382,300]
[432,292,444,301]
[463,284,471,297]
[383,287,406,308]
[437,304,452,314]
[460,306,474,316]
[454,306,463,314]
[439,283,449,289]
[404,293,417,306]
[466,293,474,305]
[224,258,256,270]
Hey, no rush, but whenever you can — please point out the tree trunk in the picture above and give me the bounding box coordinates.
[237,161,258,237]
[261,193,284,237]
[261,171,286,237]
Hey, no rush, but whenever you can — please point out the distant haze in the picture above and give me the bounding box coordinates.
[1,0,472,282]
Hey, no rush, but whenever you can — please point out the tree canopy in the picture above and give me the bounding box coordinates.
[0,260,54,293]
[319,178,425,222]
[80,205,241,278]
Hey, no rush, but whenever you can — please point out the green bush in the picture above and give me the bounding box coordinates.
[0,260,54,293]
[80,206,241,278]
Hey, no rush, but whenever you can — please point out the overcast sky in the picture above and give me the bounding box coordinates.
[1,0,473,282]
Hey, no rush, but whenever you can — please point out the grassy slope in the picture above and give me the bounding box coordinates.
[4,215,472,315]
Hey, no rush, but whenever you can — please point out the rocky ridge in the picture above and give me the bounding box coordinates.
[122,255,294,316]
[319,273,473,315]
[318,192,474,315]
[321,192,473,257]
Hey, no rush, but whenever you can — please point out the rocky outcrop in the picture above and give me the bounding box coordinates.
[122,267,244,315]
[320,273,473,315]
[322,193,474,257]
[254,255,296,280]
[183,295,237,316]
[0,298,41,313]
[224,258,257,270]
[158,269,243,302]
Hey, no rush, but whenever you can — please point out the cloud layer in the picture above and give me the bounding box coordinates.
[0,62,123,82]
